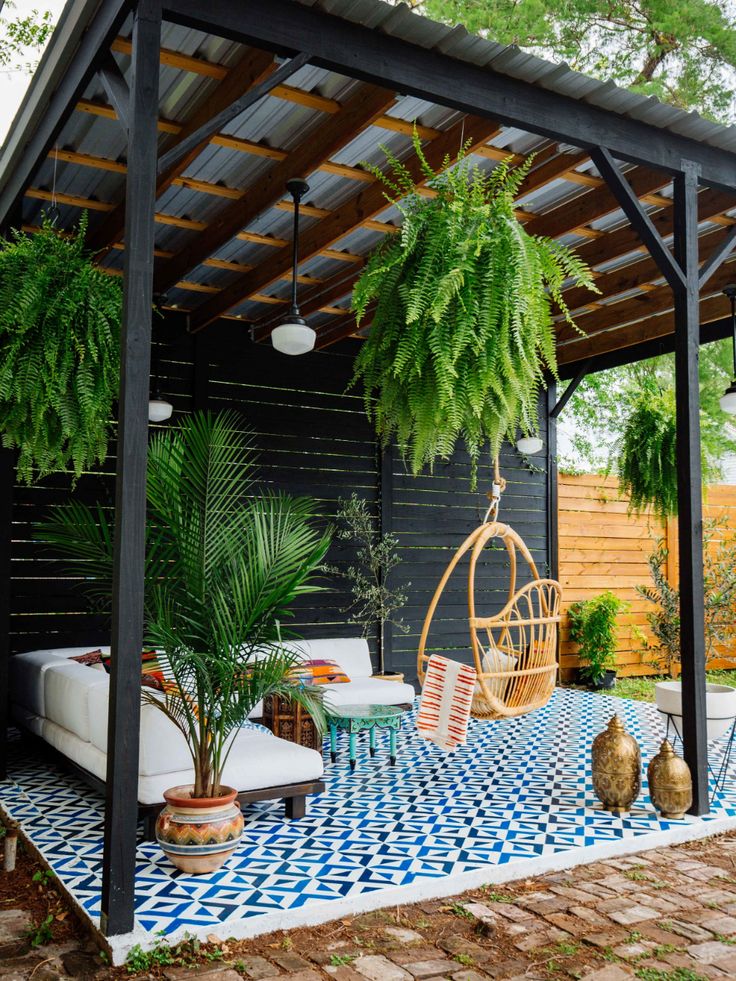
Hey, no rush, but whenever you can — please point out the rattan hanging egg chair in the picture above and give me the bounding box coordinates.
[417,514,562,720]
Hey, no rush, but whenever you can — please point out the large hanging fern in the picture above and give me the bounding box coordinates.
[0,215,122,483]
[351,135,598,483]
[617,381,719,518]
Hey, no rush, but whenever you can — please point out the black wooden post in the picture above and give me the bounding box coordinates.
[0,449,14,780]
[546,386,559,584]
[379,443,393,674]
[100,0,161,937]
[673,160,709,815]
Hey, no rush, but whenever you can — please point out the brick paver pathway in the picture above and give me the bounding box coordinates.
[6,833,736,978]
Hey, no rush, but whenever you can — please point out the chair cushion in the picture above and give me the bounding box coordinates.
[11,647,111,716]
[309,638,372,678]
[321,678,415,709]
[44,661,110,743]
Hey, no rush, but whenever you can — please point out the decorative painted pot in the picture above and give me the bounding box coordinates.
[647,739,692,820]
[655,681,736,742]
[591,715,641,814]
[590,670,617,692]
[156,785,244,874]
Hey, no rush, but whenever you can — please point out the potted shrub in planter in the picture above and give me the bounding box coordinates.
[637,531,736,741]
[568,591,628,690]
[38,411,332,873]
[324,493,409,680]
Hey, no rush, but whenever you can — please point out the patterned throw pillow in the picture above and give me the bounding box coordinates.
[70,649,104,667]
[102,650,164,689]
[288,658,350,686]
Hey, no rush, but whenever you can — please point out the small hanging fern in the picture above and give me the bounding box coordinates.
[0,214,122,483]
[351,134,598,484]
[617,381,718,518]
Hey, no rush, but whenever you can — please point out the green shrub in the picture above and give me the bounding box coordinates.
[568,591,628,686]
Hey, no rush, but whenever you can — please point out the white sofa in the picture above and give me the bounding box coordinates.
[9,638,414,811]
[250,637,415,715]
[9,646,325,812]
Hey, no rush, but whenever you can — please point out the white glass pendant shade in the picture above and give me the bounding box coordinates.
[516,435,544,455]
[720,382,736,415]
[271,317,316,356]
[148,398,173,422]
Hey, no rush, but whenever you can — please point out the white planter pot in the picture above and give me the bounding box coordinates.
[654,680,736,742]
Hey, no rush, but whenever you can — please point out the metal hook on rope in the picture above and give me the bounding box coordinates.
[482,456,507,523]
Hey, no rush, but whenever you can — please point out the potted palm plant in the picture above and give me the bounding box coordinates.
[37,410,331,873]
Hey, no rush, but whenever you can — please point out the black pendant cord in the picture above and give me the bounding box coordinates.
[286,178,309,319]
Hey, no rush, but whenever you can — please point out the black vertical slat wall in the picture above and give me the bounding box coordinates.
[8,319,549,684]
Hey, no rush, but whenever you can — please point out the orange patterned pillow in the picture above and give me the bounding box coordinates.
[289,659,350,686]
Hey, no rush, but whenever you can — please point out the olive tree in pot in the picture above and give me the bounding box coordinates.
[37,411,331,874]
[637,531,736,742]
[568,591,628,690]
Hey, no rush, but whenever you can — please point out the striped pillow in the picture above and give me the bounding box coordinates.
[288,658,350,686]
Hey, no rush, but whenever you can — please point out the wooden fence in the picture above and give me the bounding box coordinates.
[558,474,736,679]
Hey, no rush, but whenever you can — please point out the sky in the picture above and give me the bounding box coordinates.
[0,0,66,141]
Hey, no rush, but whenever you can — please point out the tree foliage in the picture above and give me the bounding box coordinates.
[351,135,597,484]
[0,1,55,73]
[414,0,736,122]
[0,216,122,484]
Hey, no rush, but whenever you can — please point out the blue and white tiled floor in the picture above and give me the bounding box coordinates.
[3,688,736,955]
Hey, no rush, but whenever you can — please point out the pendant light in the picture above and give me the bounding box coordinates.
[516,435,544,455]
[271,178,316,356]
[148,324,173,423]
[720,285,736,415]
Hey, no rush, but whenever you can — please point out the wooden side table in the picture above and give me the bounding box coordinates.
[328,704,403,771]
[263,694,321,751]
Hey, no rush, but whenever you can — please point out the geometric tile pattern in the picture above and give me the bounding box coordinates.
[3,688,736,938]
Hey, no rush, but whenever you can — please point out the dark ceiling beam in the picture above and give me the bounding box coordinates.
[699,224,736,290]
[87,45,277,255]
[162,0,736,192]
[0,0,131,227]
[590,147,684,292]
[558,315,733,379]
[187,113,502,331]
[97,55,131,133]
[154,81,396,294]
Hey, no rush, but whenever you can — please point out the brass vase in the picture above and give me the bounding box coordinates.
[647,740,692,820]
[591,715,641,814]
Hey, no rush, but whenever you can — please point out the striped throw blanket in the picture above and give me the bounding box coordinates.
[416,655,477,751]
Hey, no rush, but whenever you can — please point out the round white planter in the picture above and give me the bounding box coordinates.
[654,680,736,742]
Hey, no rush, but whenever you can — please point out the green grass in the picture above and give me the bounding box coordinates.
[569,670,736,703]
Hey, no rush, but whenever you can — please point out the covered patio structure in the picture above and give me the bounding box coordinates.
[1,0,736,957]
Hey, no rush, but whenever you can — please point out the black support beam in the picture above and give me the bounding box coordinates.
[379,443,393,674]
[100,0,162,937]
[546,386,559,585]
[0,449,14,781]
[97,55,131,133]
[162,0,736,192]
[673,162,709,815]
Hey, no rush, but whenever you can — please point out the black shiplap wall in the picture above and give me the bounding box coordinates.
[8,318,549,684]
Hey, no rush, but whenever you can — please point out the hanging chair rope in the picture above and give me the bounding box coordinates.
[482,455,507,524]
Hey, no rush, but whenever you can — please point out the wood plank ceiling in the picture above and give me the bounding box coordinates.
[20,28,736,366]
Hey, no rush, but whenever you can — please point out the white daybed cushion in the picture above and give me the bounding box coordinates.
[137,728,324,806]
[308,638,373,678]
[10,703,44,737]
[44,661,110,743]
[11,646,110,716]
[42,719,108,784]
[321,678,416,709]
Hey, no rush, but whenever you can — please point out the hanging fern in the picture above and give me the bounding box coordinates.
[617,381,719,518]
[350,134,598,484]
[0,215,122,483]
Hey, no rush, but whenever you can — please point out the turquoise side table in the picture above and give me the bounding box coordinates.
[328,704,403,771]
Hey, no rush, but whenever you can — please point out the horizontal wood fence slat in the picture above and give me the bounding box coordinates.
[558,473,736,679]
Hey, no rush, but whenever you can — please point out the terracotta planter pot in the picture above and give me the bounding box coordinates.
[156,785,244,874]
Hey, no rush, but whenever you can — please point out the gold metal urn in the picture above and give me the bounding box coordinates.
[591,715,641,814]
[647,740,692,820]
